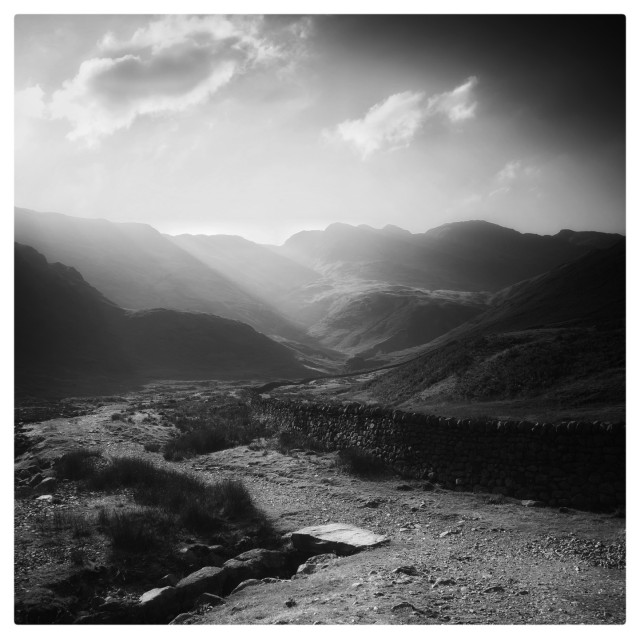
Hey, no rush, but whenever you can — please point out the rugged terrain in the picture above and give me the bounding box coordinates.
[14,383,625,625]
[15,244,311,398]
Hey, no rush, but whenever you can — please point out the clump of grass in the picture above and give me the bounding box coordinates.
[274,430,326,454]
[335,447,390,478]
[97,507,173,552]
[54,449,102,481]
[163,427,229,460]
[161,400,270,461]
[89,456,261,532]
[38,509,93,538]
[208,479,255,518]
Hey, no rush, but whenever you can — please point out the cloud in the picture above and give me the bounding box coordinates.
[496,160,541,184]
[426,76,478,123]
[332,91,426,159]
[42,15,301,145]
[327,77,478,159]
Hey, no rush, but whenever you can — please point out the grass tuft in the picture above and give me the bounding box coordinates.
[162,400,269,460]
[89,456,262,533]
[54,449,102,481]
[97,507,173,552]
[335,447,390,478]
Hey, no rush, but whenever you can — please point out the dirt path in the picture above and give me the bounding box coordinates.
[14,388,625,625]
[180,446,625,625]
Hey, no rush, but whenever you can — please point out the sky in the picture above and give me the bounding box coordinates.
[14,14,626,244]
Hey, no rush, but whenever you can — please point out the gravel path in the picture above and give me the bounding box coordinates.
[15,389,625,625]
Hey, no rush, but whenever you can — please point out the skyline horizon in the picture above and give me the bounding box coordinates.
[15,204,625,247]
[15,15,625,245]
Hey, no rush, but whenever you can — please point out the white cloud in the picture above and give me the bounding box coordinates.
[41,15,300,146]
[426,76,478,123]
[497,160,542,183]
[49,55,237,146]
[99,15,281,64]
[332,91,426,159]
[328,77,478,159]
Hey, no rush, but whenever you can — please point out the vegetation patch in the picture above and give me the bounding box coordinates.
[97,507,174,552]
[54,449,102,480]
[37,509,93,538]
[89,456,263,532]
[163,400,270,460]
[335,446,390,478]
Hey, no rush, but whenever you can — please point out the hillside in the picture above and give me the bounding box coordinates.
[308,287,489,358]
[354,241,625,421]
[15,244,310,397]
[14,208,304,340]
[169,233,319,319]
[15,208,625,379]
[276,220,616,292]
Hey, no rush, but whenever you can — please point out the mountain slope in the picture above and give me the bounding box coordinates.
[277,220,619,292]
[308,287,489,358]
[15,243,310,397]
[14,207,304,340]
[357,241,625,420]
[169,233,319,317]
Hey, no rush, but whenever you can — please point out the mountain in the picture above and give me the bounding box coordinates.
[308,286,489,359]
[276,220,619,292]
[553,229,623,250]
[15,208,624,374]
[15,243,310,397]
[14,207,304,340]
[169,233,319,320]
[357,240,625,421]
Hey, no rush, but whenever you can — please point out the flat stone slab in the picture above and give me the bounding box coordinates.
[291,523,388,555]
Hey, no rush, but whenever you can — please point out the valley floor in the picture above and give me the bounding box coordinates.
[14,382,625,625]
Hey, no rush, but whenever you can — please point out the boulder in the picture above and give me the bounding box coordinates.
[223,549,287,585]
[137,586,180,621]
[291,523,388,555]
[176,566,228,601]
[139,586,177,607]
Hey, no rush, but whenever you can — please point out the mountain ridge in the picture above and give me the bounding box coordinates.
[15,243,311,397]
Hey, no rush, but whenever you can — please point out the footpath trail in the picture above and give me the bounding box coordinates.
[14,390,625,625]
[185,445,625,625]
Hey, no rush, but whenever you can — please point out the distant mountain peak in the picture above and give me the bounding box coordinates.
[382,224,411,236]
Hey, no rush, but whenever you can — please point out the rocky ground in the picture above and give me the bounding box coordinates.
[14,382,626,625]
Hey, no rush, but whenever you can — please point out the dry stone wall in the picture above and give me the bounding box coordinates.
[251,396,625,511]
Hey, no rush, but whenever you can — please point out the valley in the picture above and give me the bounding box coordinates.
[13,209,626,626]
[14,207,625,422]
